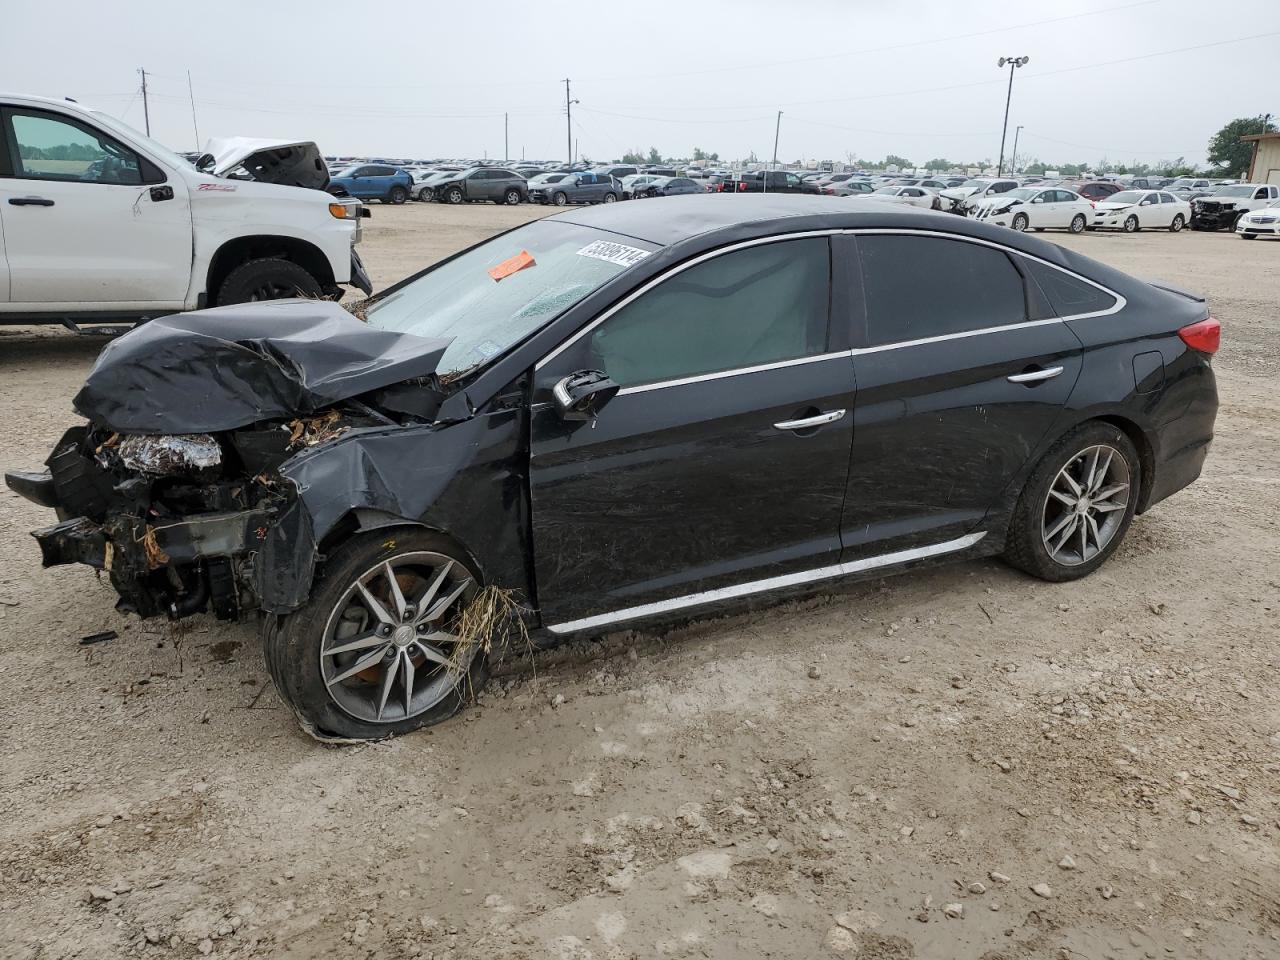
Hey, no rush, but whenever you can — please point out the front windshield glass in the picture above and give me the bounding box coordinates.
[1214,185,1253,197]
[1166,179,1192,189]
[960,179,989,189]
[873,186,900,194]
[367,220,658,378]
[90,110,195,172]
[1004,188,1037,201]
[1107,191,1144,204]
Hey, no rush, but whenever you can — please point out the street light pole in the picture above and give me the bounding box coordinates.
[1010,124,1023,176]
[996,56,1029,177]
[563,79,579,165]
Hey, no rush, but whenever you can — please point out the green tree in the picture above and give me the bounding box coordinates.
[647,147,663,165]
[1207,116,1277,176]
[1024,160,1046,175]
[692,147,707,162]
[924,158,951,171]
[883,154,911,169]
[622,149,645,164]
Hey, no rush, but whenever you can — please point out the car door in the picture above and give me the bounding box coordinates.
[0,106,193,306]
[1136,191,1165,226]
[528,235,855,628]
[841,232,1084,559]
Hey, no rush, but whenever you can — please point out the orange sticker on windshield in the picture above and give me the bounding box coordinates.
[488,250,536,282]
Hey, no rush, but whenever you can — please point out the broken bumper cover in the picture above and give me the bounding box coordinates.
[350,248,373,295]
[1190,209,1236,229]
[32,509,272,570]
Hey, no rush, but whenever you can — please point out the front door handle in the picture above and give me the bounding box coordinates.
[8,197,54,207]
[773,409,846,431]
[1007,365,1064,384]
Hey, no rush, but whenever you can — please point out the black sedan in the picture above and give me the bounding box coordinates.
[633,175,704,198]
[7,196,1220,740]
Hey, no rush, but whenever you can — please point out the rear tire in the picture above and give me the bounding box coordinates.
[1170,214,1184,232]
[1069,213,1087,234]
[388,186,408,205]
[264,530,488,741]
[1003,421,1141,583]
[214,257,324,306]
[603,192,617,203]
[503,188,522,205]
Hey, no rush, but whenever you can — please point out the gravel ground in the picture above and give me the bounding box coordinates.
[1,202,1277,960]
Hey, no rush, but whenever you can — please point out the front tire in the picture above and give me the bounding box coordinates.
[445,186,465,204]
[264,530,488,740]
[1170,213,1185,232]
[552,191,568,206]
[1011,212,1029,232]
[1069,213,1087,234]
[214,257,324,306]
[1003,422,1140,583]
[1124,214,1139,233]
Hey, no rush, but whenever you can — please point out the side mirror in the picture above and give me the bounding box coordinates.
[553,370,620,422]
[195,153,215,172]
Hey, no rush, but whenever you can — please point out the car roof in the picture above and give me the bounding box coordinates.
[547,194,1076,256]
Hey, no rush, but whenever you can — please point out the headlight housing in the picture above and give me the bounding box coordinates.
[329,199,363,221]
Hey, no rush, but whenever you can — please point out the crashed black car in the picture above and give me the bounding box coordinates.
[6,196,1220,740]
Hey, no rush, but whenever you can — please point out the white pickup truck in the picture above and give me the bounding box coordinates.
[0,93,372,327]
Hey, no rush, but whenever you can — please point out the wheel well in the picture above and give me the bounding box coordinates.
[1095,415,1156,512]
[315,513,485,584]
[206,235,336,303]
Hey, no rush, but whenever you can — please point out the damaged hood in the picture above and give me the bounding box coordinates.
[207,137,330,190]
[74,300,452,434]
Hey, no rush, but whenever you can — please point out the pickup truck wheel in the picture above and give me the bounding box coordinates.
[503,188,522,205]
[388,186,408,205]
[444,186,465,204]
[214,258,323,306]
[264,530,489,741]
[552,191,568,206]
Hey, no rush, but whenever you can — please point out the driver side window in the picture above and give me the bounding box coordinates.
[588,238,831,388]
[6,110,152,185]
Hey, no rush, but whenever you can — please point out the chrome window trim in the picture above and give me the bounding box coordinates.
[533,224,1126,392]
[545,531,987,635]
[535,229,840,371]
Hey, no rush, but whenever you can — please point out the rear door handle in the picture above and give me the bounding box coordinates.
[773,409,846,431]
[8,197,55,207]
[1007,366,1064,384]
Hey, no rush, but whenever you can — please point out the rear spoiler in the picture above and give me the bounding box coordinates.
[1146,279,1205,303]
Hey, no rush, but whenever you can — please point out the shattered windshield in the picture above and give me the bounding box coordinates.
[366,220,658,377]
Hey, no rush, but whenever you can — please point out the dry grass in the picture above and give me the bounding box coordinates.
[446,585,534,699]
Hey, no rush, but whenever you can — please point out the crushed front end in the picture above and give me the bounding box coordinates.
[1190,199,1237,230]
[10,421,324,620]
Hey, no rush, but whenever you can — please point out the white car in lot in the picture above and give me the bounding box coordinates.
[968,186,1093,233]
[1092,190,1192,233]
[0,93,370,327]
[1236,197,1280,240]
[851,185,941,209]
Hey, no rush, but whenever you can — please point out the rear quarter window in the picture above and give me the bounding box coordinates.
[1022,259,1118,317]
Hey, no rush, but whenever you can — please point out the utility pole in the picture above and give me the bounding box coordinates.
[764,110,782,194]
[504,113,509,162]
[563,79,579,165]
[996,56,1029,177]
[139,68,151,136]
[1010,124,1023,176]
[187,70,201,152]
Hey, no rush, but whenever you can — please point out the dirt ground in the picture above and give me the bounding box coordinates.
[1,202,1278,960]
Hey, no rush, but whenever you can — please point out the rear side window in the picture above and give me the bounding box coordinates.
[856,235,1026,346]
[1023,259,1118,317]
[589,238,830,387]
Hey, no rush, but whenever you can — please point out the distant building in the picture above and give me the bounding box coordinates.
[1242,132,1280,185]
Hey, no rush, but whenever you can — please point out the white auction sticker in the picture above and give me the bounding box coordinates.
[576,240,651,268]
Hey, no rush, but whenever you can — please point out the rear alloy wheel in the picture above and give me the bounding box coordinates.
[264,531,488,740]
[1170,213,1185,232]
[1011,212,1029,232]
[214,257,324,306]
[503,188,522,205]
[552,191,568,206]
[445,187,465,204]
[1124,214,1139,233]
[1004,422,1140,582]
[1069,213,1087,234]
[388,186,408,205]
[603,192,617,203]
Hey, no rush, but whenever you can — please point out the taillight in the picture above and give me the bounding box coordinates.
[1178,317,1220,355]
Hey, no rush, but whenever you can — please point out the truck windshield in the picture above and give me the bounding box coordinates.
[366,220,659,378]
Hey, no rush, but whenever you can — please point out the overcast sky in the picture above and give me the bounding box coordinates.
[3,0,1276,168]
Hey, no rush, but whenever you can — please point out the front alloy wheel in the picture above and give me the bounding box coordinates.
[1011,212,1029,232]
[264,531,488,740]
[1124,214,1139,233]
